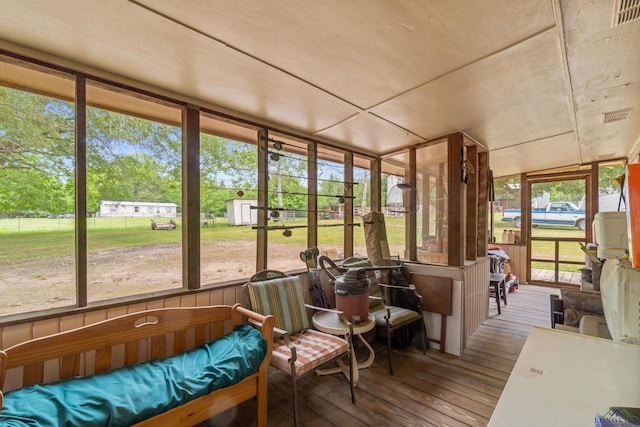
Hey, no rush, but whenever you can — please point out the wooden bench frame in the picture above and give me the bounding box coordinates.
[0,304,274,427]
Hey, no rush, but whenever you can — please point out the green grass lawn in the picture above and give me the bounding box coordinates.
[0,217,587,273]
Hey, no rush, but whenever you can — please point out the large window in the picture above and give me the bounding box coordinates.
[200,113,258,284]
[316,145,345,259]
[381,155,409,259]
[493,176,522,243]
[416,142,448,264]
[353,155,372,257]
[86,82,183,301]
[0,52,510,321]
[0,59,76,316]
[266,136,308,270]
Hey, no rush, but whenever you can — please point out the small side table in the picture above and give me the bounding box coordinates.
[312,311,375,387]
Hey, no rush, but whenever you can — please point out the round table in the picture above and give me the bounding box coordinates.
[312,311,375,386]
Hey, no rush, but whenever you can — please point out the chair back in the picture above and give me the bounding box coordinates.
[490,255,505,274]
[247,275,310,335]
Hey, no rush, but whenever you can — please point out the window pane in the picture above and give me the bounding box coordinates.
[317,145,345,259]
[597,162,626,212]
[381,156,409,259]
[353,155,371,257]
[266,136,308,271]
[530,179,586,239]
[200,113,258,283]
[86,82,183,301]
[0,58,76,315]
[494,176,521,243]
[416,142,448,264]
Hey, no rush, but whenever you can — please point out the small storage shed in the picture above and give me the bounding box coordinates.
[99,201,178,218]
[226,199,258,225]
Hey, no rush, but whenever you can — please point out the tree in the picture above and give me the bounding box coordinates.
[599,164,625,192]
[0,88,75,215]
[87,107,183,210]
[200,135,258,215]
[267,152,307,211]
[1,86,190,216]
[0,88,74,176]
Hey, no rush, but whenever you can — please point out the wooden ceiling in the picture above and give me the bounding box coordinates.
[0,0,638,176]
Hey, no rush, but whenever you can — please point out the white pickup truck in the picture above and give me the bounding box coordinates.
[502,202,586,230]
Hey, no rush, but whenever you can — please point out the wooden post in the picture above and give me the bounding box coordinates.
[522,173,531,283]
[371,158,382,213]
[182,105,200,290]
[344,152,354,258]
[75,75,87,307]
[407,147,417,261]
[256,130,269,272]
[477,151,489,257]
[437,163,446,258]
[448,132,465,266]
[466,145,478,261]
[588,162,598,244]
[307,141,318,248]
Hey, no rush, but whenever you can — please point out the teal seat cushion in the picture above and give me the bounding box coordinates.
[0,324,266,427]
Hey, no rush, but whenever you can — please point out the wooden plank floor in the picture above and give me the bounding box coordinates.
[200,284,560,427]
[530,267,581,285]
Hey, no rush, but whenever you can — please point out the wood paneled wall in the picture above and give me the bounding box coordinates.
[462,257,490,347]
[499,244,527,281]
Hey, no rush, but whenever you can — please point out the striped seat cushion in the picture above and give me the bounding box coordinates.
[270,329,349,376]
[247,276,309,335]
[370,305,420,327]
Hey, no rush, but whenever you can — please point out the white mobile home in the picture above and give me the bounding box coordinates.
[226,199,258,225]
[99,201,177,218]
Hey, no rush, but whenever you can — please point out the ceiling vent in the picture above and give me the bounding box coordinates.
[603,108,634,123]
[614,0,640,26]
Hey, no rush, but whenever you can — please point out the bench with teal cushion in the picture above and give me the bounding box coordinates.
[0,305,274,427]
[0,325,265,427]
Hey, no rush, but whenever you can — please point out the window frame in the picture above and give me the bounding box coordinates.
[0,50,377,324]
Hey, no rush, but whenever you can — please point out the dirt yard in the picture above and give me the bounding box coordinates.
[0,241,309,316]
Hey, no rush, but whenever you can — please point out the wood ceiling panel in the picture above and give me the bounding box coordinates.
[371,29,575,151]
[0,0,638,176]
[136,0,555,109]
[490,133,580,177]
[315,112,423,154]
[0,0,359,135]
[560,0,640,164]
